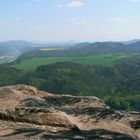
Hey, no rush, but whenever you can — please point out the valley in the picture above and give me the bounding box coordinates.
[0,40,140,112]
[1,1,140,139]
[13,53,132,71]
[0,55,15,64]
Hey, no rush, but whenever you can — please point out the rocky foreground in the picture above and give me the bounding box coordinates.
[0,85,139,140]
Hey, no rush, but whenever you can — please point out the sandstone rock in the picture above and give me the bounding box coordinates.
[0,85,139,140]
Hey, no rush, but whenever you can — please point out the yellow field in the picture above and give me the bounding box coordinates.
[40,48,64,51]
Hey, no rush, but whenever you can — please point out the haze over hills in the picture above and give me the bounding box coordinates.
[0,40,77,64]
[1,39,140,64]
[122,39,140,45]
[15,40,140,59]
[0,40,33,64]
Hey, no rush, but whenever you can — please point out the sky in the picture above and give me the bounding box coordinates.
[0,0,140,42]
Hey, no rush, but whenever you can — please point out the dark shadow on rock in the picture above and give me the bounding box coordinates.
[23,96,123,121]
[2,127,137,140]
[42,129,138,140]
[130,120,140,129]
[2,128,45,137]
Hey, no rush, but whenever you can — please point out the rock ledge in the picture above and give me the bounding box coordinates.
[0,85,139,140]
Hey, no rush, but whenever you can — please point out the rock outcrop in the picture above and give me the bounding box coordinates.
[0,85,139,140]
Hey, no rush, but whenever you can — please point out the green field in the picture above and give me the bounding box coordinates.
[14,53,131,71]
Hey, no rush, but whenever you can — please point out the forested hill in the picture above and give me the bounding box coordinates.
[1,55,140,111]
[19,41,140,58]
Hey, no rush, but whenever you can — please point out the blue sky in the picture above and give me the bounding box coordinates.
[0,0,140,42]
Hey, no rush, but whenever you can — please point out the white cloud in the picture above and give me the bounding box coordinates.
[74,21,84,25]
[65,1,84,8]
[110,18,129,23]
[129,0,139,2]
[57,1,84,8]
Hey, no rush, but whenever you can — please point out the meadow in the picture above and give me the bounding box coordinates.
[14,53,131,71]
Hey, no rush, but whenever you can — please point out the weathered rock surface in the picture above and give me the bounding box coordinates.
[0,85,139,140]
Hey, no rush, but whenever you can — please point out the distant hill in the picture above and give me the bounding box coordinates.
[122,39,140,45]
[0,40,33,47]
[0,40,34,54]
[67,41,140,54]
[0,40,34,64]
[19,41,140,59]
[1,39,140,59]
[1,39,140,63]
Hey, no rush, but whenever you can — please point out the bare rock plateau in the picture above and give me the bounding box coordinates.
[0,85,139,140]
